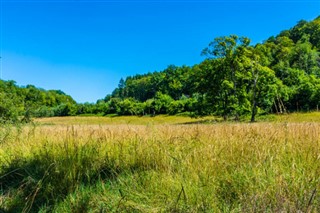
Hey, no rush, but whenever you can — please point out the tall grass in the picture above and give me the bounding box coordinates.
[1,120,320,212]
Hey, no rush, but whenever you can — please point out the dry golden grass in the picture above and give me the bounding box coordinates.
[34,115,214,126]
[1,116,320,212]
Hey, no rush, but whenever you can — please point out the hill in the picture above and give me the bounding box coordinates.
[1,16,320,122]
[99,16,320,121]
[0,80,75,122]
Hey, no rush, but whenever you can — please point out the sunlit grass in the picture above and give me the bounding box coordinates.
[34,112,320,126]
[34,115,216,126]
[274,111,320,123]
[1,113,320,212]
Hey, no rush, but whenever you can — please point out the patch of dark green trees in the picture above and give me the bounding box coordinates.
[1,17,320,122]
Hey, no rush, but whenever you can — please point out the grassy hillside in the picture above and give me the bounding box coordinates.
[1,113,320,212]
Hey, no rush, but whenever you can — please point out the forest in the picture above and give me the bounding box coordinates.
[1,16,320,122]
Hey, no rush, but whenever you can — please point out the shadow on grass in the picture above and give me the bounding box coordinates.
[0,152,125,212]
[177,118,223,125]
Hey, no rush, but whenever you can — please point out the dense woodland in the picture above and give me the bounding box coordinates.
[0,80,76,122]
[1,17,320,122]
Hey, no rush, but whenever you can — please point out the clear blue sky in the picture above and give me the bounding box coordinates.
[1,0,319,103]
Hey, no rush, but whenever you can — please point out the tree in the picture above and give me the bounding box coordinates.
[248,62,279,122]
[0,93,19,123]
[291,35,320,76]
[118,78,125,99]
[117,98,138,115]
[237,45,280,122]
[154,92,173,114]
[201,35,251,120]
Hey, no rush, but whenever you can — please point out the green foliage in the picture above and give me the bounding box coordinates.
[117,98,139,115]
[0,79,77,122]
[101,17,320,121]
[2,17,320,121]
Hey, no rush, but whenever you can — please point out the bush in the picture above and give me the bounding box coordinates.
[53,104,77,116]
[33,106,55,118]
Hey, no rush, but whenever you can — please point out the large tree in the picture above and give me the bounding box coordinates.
[201,35,251,120]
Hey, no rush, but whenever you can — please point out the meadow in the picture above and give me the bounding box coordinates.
[1,114,320,212]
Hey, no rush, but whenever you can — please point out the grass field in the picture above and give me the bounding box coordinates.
[34,115,215,126]
[1,113,320,212]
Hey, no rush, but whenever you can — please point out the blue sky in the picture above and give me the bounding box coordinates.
[1,0,319,103]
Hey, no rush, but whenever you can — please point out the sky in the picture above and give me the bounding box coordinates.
[1,0,319,103]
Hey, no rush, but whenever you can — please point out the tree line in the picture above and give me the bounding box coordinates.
[98,17,320,121]
[1,17,320,122]
[0,81,76,123]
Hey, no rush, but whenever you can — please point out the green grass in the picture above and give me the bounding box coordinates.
[273,111,320,122]
[34,112,320,126]
[1,112,320,212]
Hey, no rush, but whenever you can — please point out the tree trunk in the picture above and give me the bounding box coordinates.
[251,72,258,123]
[251,101,257,122]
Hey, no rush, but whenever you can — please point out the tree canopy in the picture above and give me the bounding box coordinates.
[96,16,320,121]
[2,16,320,122]
[0,80,76,123]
